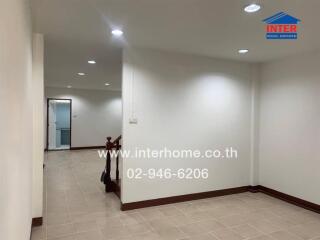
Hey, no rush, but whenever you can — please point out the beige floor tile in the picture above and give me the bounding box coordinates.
[231,224,262,238]
[174,202,200,213]
[126,222,152,235]
[205,206,234,218]
[39,150,320,240]
[48,235,77,240]
[158,206,184,217]
[269,205,303,218]
[68,212,96,223]
[96,215,123,228]
[138,208,166,221]
[246,209,279,222]
[270,230,304,240]
[131,232,162,240]
[287,210,320,225]
[197,219,226,232]
[155,226,187,240]
[168,214,197,227]
[100,225,131,239]
[47,213,71,226]
[181,233,219,240]
[47,223,76,239]
[287,222,320,240]
[211,227,244,240]
[195,201,218,211]
[75,230,104,240]
[119,212,145,225]
[185,210,213,221]
[47,204,69,214]
[31,226,46,240]
[179,222,209,236]
[217,214,247,227]
[67,200,89,214]
[148,218,178,231]
[248,219,282,234]
[73,219,99,233]
[247,236,274,240]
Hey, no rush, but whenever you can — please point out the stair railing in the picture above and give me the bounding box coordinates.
[103,135,121,192]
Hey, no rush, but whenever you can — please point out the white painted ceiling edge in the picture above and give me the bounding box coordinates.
[31,0,320,90]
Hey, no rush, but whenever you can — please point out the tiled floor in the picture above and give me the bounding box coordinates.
[32,150,320,240]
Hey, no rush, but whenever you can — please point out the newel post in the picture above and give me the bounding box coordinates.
[116,140,120,181]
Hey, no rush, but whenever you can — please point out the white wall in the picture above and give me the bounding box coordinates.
[259,51,320,204]
[122,48,256,203]
[32,33,44,219]
[0,0,33,239]
[45,87,122,147]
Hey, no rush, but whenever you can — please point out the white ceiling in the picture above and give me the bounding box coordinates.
[32,0,320,90]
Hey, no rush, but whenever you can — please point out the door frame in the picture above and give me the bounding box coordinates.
[46,98,72,151]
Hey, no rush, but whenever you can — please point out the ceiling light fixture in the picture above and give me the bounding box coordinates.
[88,60,96,64]
[238,49,249,54]
[105,83,110,86]
[244,3,261,13]
[111,29,123,36]
[67,85,72,88]
[77,72,86,76]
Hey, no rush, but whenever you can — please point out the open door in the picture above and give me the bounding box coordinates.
[47,99,72,150]
[48,101,57,149]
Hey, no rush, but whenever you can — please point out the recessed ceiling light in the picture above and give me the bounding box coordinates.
[67,85,72,88]
[88,60,96,64]
[105,83,110,86]
[77,72,86,76]
[244,3,261,13]
[238,49,249,54]
[111,29,123,36]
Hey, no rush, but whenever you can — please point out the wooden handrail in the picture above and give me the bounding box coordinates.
[113,135,122,144]
[106,135,122,150]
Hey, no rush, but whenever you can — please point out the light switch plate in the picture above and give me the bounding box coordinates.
[129,118,138,124]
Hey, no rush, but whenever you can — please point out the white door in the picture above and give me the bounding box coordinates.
[48,101,57,150]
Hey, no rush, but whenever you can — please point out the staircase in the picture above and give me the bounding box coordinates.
[101,135,121,198]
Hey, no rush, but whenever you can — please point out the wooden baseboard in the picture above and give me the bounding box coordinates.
[252,185,320,214]
[121,186,250,211]
[32,217,43,227]
[70,146,105,150]
[121,185,320,214]
[248,185,260,193]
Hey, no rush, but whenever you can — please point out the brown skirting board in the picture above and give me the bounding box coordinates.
[70,146,105,150]
[32,217,43,227]
[121,185,320,213]
[121,186,250,211]
[251,185,320,214]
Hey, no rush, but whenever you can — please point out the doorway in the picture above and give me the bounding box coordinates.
[47,98,72,150]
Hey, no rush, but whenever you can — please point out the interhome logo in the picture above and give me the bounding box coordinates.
[263,12,301,40]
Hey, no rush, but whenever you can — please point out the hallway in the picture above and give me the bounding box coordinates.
[32,150,320,240]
